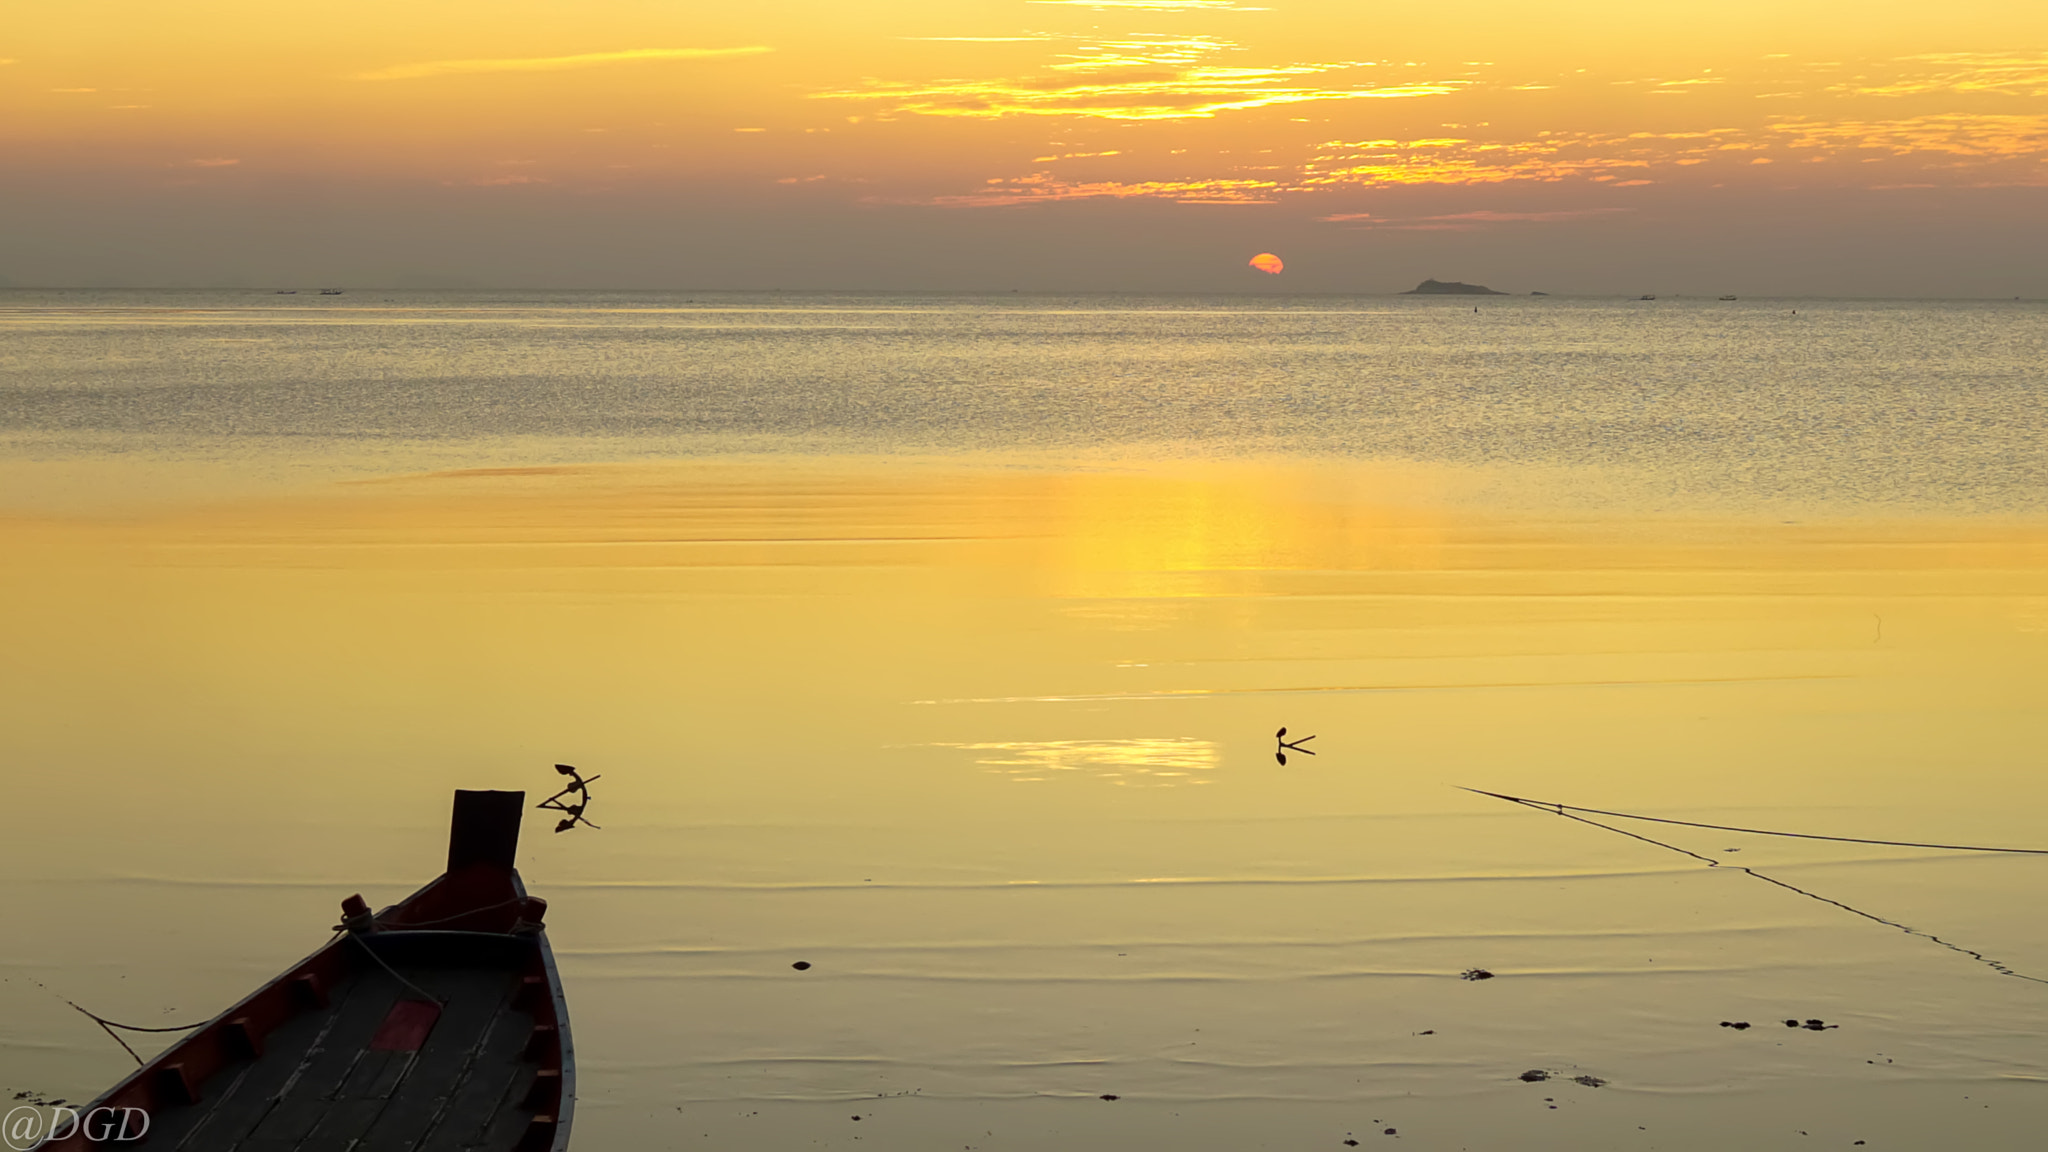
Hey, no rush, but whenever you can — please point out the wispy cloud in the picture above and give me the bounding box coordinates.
[1830,53,2048,98]
[818,35,1460,120]
[179,157,240,168]
[1771,113,2048,160]
[1303,135,1656,187]
[934,171,1283,205]
[355,46,770,82]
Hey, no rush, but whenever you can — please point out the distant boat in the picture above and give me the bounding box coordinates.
[274,290,296,295]
[44,790,573,1152]
[1639,294,1657,301]
[1719,295,1738,301]
[320,289,344,295]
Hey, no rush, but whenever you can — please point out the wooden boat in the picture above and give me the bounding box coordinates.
[44,791,573,1151]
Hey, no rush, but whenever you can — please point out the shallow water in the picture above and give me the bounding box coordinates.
[2,294,2046,1149]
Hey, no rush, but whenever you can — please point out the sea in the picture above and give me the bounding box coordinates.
[2,290,2045,1150]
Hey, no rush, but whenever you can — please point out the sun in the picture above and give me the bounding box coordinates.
[1249,252,1284,275]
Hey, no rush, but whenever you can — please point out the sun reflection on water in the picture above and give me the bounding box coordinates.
[930,737,1221,785]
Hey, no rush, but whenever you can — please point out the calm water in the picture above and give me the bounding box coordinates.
[2,289,2044,509]
[3,293,2047,1149]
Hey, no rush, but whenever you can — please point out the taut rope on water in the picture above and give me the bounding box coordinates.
[1460,789,2048,855]
[1463,787,2048,986]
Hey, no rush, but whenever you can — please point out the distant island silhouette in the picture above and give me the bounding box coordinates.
[1401,279,1508,296]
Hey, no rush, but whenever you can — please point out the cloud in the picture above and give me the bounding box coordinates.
[1831,53,2048,98]
[818,35,1460,120]
[933,171,1283,205]
[1303,135,1655,187]
[179,157,240,168]
[1770,113,2048,160]
[355,46,770,82]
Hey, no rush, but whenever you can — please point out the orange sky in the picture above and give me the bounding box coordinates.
[2,1,2044,291]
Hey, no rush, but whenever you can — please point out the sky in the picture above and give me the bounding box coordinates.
[3,1,2045,293]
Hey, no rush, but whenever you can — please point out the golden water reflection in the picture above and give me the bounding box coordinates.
[928,738,1222,786]
[2,456,2046,1150]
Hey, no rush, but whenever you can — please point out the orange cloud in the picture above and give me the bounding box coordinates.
[816,35,1462,120]
[1770,113,2048,161]
[932,172,1283,205]
[1829,53,2048,98]
[1302,135,1658,188]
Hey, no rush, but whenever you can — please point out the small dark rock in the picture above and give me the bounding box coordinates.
[851,1116,861,1121]
[1573,1075,1607,1088]
[1720,1021,1752,1030]
[1461,968,1495,981]
[1100,1095,1119,1101]
[1519,1070,1550,1083]
[1383,1128,1397,1136]
[1345,1141,1359,1146]
[1417,1030,1434,1035]
[1785,1019,1802,1028]
[1804,1019,1835,1031]
[792,961,812,971]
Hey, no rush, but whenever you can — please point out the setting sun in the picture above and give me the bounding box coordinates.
[1249,252,1284,274]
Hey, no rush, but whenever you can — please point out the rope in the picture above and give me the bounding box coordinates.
[1459,788,2048,855]
[14,976,210,1067]
[383,896,527,930]
[349,932,447,1006]
[1467,787,2048,986]
[33,896,512,1064]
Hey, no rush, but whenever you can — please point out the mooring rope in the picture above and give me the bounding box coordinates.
[349,932,447,1006]
[1466,787,2048,985]
[1459,788,2048,855]
[14,975,210,1066]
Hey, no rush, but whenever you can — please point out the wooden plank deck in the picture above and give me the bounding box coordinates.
[146,945,542,1152]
